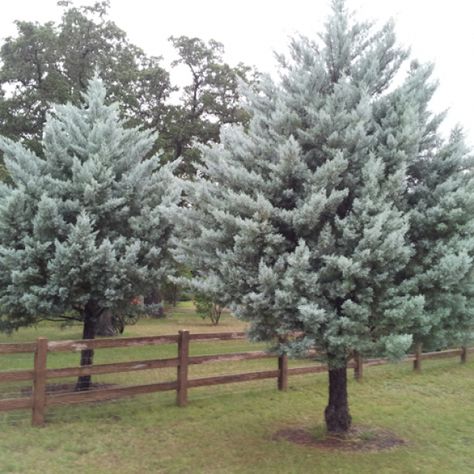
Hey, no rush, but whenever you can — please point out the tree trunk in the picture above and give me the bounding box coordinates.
[169,283,179,307]
[144,288,164,318]
[75,300,100,391]
[324,362,351,434]
[210,303,222,325]
[95,309,117,337]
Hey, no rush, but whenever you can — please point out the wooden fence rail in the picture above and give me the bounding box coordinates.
[0,331,470,426]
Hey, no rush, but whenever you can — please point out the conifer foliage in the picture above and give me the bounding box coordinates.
[172,0,474,433]
[0,77,179,389]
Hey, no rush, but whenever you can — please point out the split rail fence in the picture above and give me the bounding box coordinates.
[0,330,471,426]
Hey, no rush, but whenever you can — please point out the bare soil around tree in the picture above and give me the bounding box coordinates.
[273,425,406,452]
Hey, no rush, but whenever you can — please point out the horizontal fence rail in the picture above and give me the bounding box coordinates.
[0,331,471,426]
[47,335,181,352]
[0,342,38,354]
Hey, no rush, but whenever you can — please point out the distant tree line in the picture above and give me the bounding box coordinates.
[0,0,254,179]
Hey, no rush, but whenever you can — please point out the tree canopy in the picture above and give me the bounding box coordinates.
[0,1,172,156]
[162,36,252,175]
[0,1,253,174]
[171,0,474,433]
[0,76,180,387]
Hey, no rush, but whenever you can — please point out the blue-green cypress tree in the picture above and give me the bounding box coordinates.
[172,0,474,433]
[0,76,180,389]
[407,125,474,350]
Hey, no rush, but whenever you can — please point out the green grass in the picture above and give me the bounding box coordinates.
[0,303,473,473]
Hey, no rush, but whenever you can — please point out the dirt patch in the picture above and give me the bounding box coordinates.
[273,425,405,452]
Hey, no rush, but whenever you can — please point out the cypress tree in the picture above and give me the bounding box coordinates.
[407,125,474,350]
[172,0,474,433]
[0,76,180,390]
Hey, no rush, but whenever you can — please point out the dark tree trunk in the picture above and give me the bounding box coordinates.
[144,288,164,318]
[168,283,179,307]
[75,300,100,391]
[175,141,183,161]
[95,309,117,337]
[324,363,351,434]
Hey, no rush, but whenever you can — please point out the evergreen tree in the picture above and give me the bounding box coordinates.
[383,60,474,350]
[0,76,180,390]
[407,125,474,350]
[171,0,474,433]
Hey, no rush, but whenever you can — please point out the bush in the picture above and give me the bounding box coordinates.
[193,293,223,325]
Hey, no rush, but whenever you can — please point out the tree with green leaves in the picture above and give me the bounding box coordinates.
[0,76,180,390]
[193,292,223,326]
[163,35,253,175]
[0,2,256,186]
[171,0,474,433]
[0,1,172,156]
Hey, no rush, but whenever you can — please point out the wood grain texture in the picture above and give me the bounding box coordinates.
[47,335,179,352]
[278,353,288,391]
[187,370,279,388]
[0,369,34,382]
[353,351,363,381]
[422,349,462,360]
[287,365,328,376]
[364,358,389,367]
[32,337,48,426]
[0,342,37,354]
[188,351,272,365]
[46,357,179,379]
[188,332,246,341]
[46,381,177,406]
[413,342,422,372]
[176,330,190,407]
[0,397,32,412]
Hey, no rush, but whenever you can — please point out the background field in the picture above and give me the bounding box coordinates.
[0,303,473,474]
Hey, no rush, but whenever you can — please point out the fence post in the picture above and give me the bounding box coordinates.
[32,337,48,426]
[461,346,467,364]
[413,342,422,373]
[354,351,363,381]
[176,330,190,407]
[278,353,288,391]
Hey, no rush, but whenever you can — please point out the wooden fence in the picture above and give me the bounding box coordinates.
[0,331,471,426]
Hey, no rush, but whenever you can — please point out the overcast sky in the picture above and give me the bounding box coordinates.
[1,0,473,143]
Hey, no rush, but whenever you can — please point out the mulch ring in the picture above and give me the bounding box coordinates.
[273,425,406,452]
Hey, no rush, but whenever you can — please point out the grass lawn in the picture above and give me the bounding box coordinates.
[0,302,473,473]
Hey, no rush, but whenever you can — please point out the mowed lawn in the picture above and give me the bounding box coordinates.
[0,302,473,474]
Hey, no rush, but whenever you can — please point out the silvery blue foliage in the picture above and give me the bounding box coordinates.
[407,125,474,349]
[0,76,180,331]
[171,0,474,366]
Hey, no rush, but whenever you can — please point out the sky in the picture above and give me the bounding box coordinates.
[1,0,473,143]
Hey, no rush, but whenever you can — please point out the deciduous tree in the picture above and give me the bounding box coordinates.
[0,1,172,157]
[163,35,253,175]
